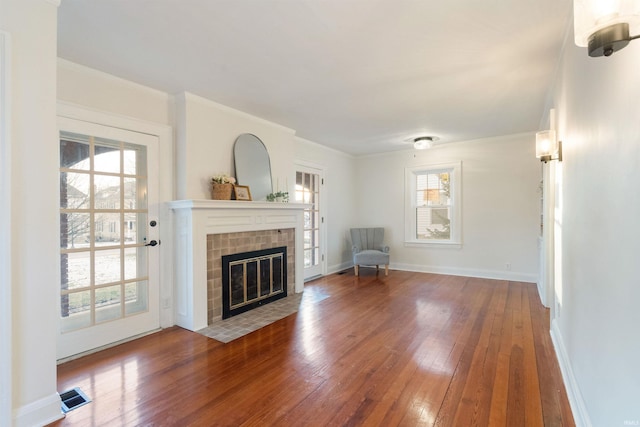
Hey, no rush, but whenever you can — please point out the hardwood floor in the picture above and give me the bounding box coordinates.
[51,270,574,426]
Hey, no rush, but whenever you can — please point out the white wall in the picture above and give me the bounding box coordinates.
[549,31,640,427]
[58,59,173,127]
[355,133,541,281]
[175,92,297,200]
[294,137,357,273]
[2,0,63,425]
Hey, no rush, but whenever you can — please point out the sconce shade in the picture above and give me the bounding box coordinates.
[536,130,558,161]
[574,0,640,56]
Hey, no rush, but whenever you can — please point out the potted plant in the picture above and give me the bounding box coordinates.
[210,174,236,200]
[266,191,289,202]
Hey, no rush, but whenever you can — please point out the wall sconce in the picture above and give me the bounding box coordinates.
[536,130,562,163]
[574,0,640,57]
[413,136,438,150]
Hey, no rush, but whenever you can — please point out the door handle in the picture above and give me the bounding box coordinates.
[145,240,160,247]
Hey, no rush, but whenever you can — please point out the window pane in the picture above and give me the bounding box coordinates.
[123,143,146,176]
[94,140,121,174]
[60,135,90,170]
[124,177,147,209]
[95,213,121,244]
[124,213,146,245]
[94,174,120,210]
[304,249,312,267]
[61,250,90,289]
[60,172,90,209]
[303,211,311,228]
[94,248,121,285]
[416,206,451,240]
[61,290,92,332]
[124,247,139,281]
[95,285,121,323]
[125,281,148,316]
[417,172,450,206]
[304,173,311,191]
[61,212,90,249]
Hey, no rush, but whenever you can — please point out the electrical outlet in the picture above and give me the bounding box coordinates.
[505,263,511,270]
[162,298,170,309]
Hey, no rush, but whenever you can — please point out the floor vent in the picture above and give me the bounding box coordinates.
[60,387,91,413]
[337,271,347,275]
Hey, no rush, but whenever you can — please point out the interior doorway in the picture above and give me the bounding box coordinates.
[295,164,326,280]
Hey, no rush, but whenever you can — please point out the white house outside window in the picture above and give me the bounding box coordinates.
[405,162,462,246]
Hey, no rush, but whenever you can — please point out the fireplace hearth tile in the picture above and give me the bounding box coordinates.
[197,287,330,343]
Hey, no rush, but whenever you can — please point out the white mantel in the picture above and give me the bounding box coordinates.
[169,200,309,331]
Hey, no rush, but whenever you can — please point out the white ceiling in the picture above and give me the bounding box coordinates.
[58,0,572,155]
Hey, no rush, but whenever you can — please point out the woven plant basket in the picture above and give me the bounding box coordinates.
[211,183,234,200]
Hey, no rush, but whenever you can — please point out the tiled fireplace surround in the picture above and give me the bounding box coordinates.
[207,229,295,322]
[170,200,307,331]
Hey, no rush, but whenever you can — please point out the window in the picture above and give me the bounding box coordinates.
[405,162,462,246]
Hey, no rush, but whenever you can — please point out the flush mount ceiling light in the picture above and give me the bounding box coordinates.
[413,136,438,150]
[574,0,640,57]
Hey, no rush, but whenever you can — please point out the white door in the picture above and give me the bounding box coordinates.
[295,165,325,280]
[57,117,160,360]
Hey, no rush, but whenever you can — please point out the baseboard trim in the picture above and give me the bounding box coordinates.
[550,319,592,427]
[390,262,537,282]
[13,392,63,427]
[327,261,353,275]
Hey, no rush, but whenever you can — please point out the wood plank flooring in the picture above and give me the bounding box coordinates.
[50,270,574,426]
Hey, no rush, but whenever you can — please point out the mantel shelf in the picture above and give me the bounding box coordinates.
[169,199,311,211]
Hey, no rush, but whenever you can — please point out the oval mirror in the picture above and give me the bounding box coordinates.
[233,134,272,201]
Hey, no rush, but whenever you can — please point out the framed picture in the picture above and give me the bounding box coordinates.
[234,185,252,201]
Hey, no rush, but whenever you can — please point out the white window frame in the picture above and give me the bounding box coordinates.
[404,162,462,247]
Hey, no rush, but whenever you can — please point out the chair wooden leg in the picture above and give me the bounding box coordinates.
[354,265,359,276]
[385,264,389,276]
[376,265,379,273]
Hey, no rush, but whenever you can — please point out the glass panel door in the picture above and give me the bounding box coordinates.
[58,117,159,360]
[295,168,324,279]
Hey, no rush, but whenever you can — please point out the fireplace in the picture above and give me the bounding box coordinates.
[170,200,308,331]
[222,246,287,319]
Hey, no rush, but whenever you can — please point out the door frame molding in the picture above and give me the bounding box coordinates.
[57,102,175,328]
[294,160,327,279]
[0,30,13,426]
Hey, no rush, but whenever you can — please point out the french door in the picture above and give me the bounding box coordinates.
[295,165,325,280]
[57,117,160,360]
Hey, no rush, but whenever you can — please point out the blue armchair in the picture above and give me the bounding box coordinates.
[350,228,390,276]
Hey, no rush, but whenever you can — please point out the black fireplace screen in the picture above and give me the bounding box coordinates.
[221,246,287,319]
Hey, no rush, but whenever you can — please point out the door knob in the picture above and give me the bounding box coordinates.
[145,240,159,247]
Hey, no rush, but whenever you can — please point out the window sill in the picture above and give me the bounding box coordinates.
[404,240,462,250]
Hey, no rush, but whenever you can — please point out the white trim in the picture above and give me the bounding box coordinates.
[551,319,591,427]
[13,393,63,427]
[294,161,328,279]
[181,92,296,135]
[391,262,537,283]
[404,161,462,246]
[0,30,13,427]
[42,0,61,6]
[327,261,353,275]
[57,102,175,329]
